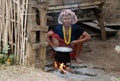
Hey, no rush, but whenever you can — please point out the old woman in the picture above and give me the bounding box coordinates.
[46,9,91,63]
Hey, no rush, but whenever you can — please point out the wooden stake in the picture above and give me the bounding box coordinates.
[93,5,106,40]
[39,2,48,68]
[26,0,36,66]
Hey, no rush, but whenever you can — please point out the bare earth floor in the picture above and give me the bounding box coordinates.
[0,36,120,81]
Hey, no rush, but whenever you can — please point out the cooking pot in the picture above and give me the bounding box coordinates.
[54,47,73,63]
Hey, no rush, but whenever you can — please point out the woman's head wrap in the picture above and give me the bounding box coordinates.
[58,9,78,24]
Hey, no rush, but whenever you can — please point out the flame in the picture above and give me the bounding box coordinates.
[54,61,59,69]
[54,61,67,74]
[59,63,67,74]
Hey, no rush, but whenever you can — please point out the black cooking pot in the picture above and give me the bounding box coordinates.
[54,47,73,63]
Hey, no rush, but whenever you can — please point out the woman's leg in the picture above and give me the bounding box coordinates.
[51,38,59,47]
[74,43,83,63]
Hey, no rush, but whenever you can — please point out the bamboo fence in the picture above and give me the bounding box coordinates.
[0,0,48,67]
[0,0,30,65]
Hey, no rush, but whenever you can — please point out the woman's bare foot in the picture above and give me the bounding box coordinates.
[75,57,83,64]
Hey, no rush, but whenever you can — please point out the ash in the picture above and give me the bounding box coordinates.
[44,63,100,81]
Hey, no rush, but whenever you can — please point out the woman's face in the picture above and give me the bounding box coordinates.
[62,15,72,27]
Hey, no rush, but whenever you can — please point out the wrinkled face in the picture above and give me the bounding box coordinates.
[62,15,72,27]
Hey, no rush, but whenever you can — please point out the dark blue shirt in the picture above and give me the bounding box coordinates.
[52,24,84,42]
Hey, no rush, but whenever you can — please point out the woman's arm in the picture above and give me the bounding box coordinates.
[46,30,55,47]
[71,31,91,45]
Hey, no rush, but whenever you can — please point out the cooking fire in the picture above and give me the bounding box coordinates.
[53,47,74,74]
[54,61,74,74]
[45,47,96,76]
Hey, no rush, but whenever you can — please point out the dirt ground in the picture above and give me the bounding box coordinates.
[81,36,120,77]
[0,31,120,81]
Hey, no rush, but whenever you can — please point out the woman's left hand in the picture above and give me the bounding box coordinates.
[71,41,77,47]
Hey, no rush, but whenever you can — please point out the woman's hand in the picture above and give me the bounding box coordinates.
[71,32,91,46]
[71,41,77,47]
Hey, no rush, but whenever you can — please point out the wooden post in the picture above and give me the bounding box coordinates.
[39,2,48,68]
[25,1,36,66]
[25,1,48,68]
[93,4,106,40]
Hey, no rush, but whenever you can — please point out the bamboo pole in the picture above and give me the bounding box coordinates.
[2,0,6,47]
[19,0,29,65]
[19,0,24,65]
[0,0,2,49]
[13,0,20,64]
[22,0,29,65]
[20,0,25,65]
[4,0,9,47]
[0,20,1,49]
[17,0,23,65]
[7,0,13,53]
[9,0,14,53]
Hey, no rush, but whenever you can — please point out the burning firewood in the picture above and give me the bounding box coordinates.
[54,61,74,74]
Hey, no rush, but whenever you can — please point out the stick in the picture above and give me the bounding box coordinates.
[22,0,29,65]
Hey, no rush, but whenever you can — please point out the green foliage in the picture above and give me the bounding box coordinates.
[2,45,10,54]
[0,45,14,65]
[0,54,8,64]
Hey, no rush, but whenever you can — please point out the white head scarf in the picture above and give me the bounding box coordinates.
[58,9,78,24]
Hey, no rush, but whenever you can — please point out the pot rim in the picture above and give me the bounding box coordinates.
[54,47,73,52]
